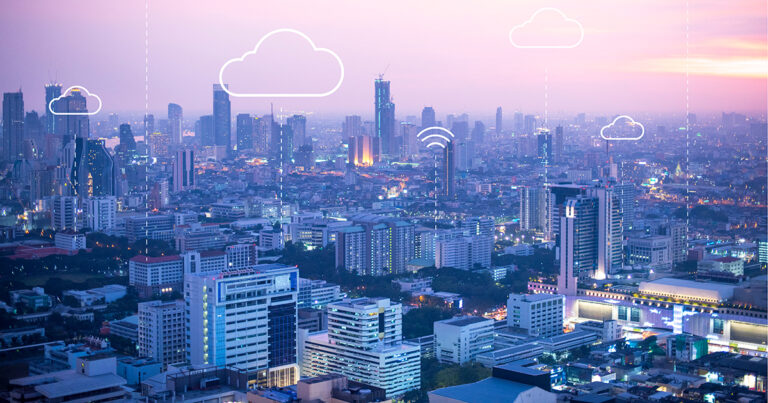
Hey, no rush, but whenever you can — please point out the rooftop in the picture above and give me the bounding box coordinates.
[429,376,546,402]
[438,316,492,327]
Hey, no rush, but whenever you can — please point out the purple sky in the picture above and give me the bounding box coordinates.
[1,0,766,119]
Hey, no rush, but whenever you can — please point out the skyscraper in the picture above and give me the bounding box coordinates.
[81,139,115,197]
[471,121,485,145]
[443,141,455,198]
[44,83,62,134]
[186,264,300,387]
[173,149,195,192]
[270,122,293,164]
[421,106,436,129]
[167,103,183,144]
[524,114,536,135]
[197,115,214,146]
[143,114,154,138]
[536,128,552,163]
[554,125,564,163]
[287,114,306,150]
[213,84,231,151]
[3,91,25,162]
[236,113,253,151]
[138,300,185,369]
[115,124,137,166]
[495,106,503,135]
[520,186,547,232]
[342,115,364,138]
[374,78,395,157]
[514,112,524,134]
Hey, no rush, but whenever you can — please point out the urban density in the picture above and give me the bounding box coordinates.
[0,1,766,403]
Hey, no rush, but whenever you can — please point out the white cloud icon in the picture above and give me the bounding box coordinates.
[600,115,645,141]
[509,8,584,49]
[48,85,102,116]
[218,28,344,98]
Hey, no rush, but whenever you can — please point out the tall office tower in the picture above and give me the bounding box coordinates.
[547,184,586,242]
[495,106,503,135]
[347,136,374,167]
[226,243,258,269]
[554,125,564,163]
[374,78,395,156]
[51,195,78,231]
[44,83,62,134]
[451,121,469,141]
[138,300,185,369]
[167,103,183,144]
[471,121,485,145]
[506,293,564,338]
[253,116,270,153]
[197,115,214,146]
[386,220,414,275]
[592,187,623,279]
[342,115,364,138]
[524,114,536,134]
[24,111,43,153]
[302,298,421,398]
[186,264,300,387]
[107,113,119,135]
[660,220,688,264]
[79,139,115,197]
[557,195,598,295]
[287,114,306,150]
[270,122,293,164]
[520,186,547,232]
[84,196,116,232]
[442,141,455,198]
[3,91,25,161]
[212,84,231,151]
[334,226,366,274]
[236,113,253,152]
[514,112,524,134]
[536,128,552,163]
[435,233,492,270]
[612,183,636,231]
[421,106,436,129]
[172,149,195,192]
[143,114,155,138]
[115,124,137,166]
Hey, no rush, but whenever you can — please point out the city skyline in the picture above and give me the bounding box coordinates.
[1,0,766,117]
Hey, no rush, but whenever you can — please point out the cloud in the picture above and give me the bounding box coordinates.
[509,8,584,49]
[218,28,344,98]
[600,115,645,141]
[48,86,102,116]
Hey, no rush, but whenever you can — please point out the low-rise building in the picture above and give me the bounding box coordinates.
[434,316,494,364]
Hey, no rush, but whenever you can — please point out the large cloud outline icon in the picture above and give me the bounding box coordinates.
[218,28,344,98]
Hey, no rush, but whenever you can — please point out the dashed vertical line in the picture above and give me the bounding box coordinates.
[544,67,549,127]
[685,0,690,246]
[144,0,150,255]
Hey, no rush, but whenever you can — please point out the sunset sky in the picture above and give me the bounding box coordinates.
[1,0,766,118]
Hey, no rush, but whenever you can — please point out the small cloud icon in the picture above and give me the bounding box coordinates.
[218,28,344,98]
[600,115,645,141]
[509,8,584,49]
[48,86,102,116]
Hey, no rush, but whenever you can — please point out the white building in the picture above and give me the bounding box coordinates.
[226,243,258,269]
[297,278,344,310]
[627,235,672,270]
[138,300,185,368]
[129,255,184,298]
[84,196,116,232]
[182,250,227,275]
[301,298,420,398]
[54,231,86,251]
[434,316,494,364]
[259,228,285,251]
[51,195,77,231]
[574,320,622,342]
[185,264,299,388]
[435,233,492,270]
[506,293,564,338]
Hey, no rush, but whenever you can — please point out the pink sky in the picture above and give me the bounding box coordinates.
[1,0,766,118]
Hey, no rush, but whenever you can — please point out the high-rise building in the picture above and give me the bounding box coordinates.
[287,114,306,150]
[471,121,485,145]
[186,264,300,387]
[302,298,420,398]
[225,243,258,269]
[434,316,494,365]
[347,136,375,167]
[335,226,366,274]
[435,232,492,270]
[554,125,564,163]
[143,114,154,139]
[213,84,231,151]
[138,300,185,369]
[536,128,552,163]
[3,91,25,162]
[298,278,344,310]
[660,220,688,264]
[421,107,436,129]
[495,106,503,135]
[115,124,137,165]
[44,83,62,134]
[342,115,364,138]
[196,115,214,146]
[78,139,115,197]
[236,113,253,152]
[51,195,77,231]
[84,196,116,232]
[514,112,524,134]
[520,186,547,232]
[506,293,564,338]
[523,114,536,135]
[270,122,293,165]
[374,78,396,156]
[167,103,183,144]
[442,141,455,198]
[50,89,89,143]
[24,111,43,156]
[172,149,194,192]
[613,183,636,231]
[129,255,184,298]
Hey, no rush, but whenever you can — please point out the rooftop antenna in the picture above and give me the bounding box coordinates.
[378,64,390,80]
